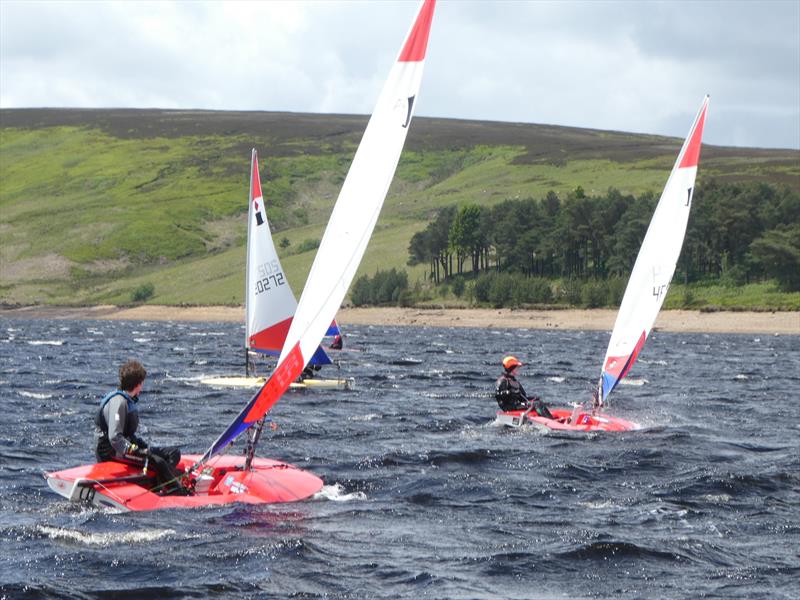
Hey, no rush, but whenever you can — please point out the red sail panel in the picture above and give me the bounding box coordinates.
[249,317,292,353]
[251,150,263,200]
[399,0,435,62]
[678,101,708,168]
[244,343,305,422]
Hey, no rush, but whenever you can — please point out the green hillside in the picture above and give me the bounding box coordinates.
[1,108,798,307]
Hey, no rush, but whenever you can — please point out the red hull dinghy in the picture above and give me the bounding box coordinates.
[46,454,323,512]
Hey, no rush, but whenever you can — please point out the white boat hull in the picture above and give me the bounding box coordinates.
[201,375,354,390]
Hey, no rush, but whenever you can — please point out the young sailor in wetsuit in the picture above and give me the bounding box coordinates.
[495,355,555,419]
[95,360,189,495]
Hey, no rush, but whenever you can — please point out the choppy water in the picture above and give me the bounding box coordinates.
[1,317,798,599]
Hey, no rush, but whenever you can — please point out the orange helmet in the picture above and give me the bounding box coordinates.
[502,356,523,370]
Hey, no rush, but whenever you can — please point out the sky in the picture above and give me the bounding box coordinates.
[1,0,798,150]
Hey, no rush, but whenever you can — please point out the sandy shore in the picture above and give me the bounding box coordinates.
[1,304,798,335]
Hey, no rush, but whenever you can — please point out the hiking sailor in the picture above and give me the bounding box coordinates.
[95,360,189,495]
[495,355,555,420]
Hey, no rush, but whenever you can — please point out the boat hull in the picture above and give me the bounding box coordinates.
[45,454,323,512]
[495,408,638,432]
[201,376,354,390]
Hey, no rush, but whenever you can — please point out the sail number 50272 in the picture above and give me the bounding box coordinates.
[255,272,285,295]
[255,260,286,295]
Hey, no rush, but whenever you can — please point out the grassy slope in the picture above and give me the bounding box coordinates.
[1,108,798,308]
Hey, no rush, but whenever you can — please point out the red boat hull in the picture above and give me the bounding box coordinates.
[45,454,323,512]
[495,408,638,432]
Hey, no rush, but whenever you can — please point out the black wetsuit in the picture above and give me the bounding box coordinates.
[95,390,185,494]
[495,372,555,419]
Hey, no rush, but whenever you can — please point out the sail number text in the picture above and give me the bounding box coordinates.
[254,260,286,295]
[652,283,668,300]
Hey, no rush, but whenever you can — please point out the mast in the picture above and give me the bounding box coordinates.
[244,148,256,376]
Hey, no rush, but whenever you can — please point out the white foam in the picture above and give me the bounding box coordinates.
[314,484,367,502]
[701,493,732,503]
[19,390,53,399]
[133,338,152,343]
[620,378,648,386]
[37,525,176,546]
[734,374,749,381]
[546,376,565,383]
[27,340,64,346]
[349,413,381,422]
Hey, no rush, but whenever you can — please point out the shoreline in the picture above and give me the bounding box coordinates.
[1,305,798,335]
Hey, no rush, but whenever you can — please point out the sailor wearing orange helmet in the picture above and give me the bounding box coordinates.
[495,355,555,419]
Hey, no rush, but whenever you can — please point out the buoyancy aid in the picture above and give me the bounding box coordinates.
[495,372,529,411]
[95,390,140,460]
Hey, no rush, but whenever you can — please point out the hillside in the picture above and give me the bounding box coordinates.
[1,108,798,307]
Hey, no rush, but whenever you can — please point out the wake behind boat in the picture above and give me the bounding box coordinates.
[497,96,710,433]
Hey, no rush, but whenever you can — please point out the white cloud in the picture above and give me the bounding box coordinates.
[1,0,798,149]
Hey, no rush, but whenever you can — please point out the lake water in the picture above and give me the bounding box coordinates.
[1,317,798,599]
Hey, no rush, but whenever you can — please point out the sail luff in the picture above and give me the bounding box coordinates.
[197,0,436,465]
[600,96,710,404]
[245,149,256,351]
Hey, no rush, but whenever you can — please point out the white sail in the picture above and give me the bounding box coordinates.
[200,0,436,462]
[599,96,710,404]
[245,149,298,355]
[244,149,335,367]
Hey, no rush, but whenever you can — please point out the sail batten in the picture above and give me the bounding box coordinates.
[198,0,436,465]
[600,96,709,404]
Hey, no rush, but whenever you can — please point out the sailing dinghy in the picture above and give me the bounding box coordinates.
[496,96,710,432]
[200,149,353,391]
[45,0,436,511]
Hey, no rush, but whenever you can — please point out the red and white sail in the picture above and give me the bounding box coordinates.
[245,149,298,355]
[600,96,710,404]
[200,0,436,463]
[245,149,337,365]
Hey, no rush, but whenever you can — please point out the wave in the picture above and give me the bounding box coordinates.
[36,525,176,546]
[556,540,684,563]
[315,483,367,502]
[19,391,53,399]
[349,413,382,422]
[27,340,64,346]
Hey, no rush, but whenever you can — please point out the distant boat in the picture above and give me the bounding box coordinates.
[45,0,436,511]
[199,149,353,391]
[497,95,710,432]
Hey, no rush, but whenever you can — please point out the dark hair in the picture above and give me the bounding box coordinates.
[119,360,147,392]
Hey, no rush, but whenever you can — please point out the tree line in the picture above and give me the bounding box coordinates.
[407,181,800,293]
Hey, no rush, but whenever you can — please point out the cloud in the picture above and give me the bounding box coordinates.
[1,0,798,149]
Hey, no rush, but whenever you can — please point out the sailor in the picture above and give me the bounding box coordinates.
[297,363,321,382]
[95,360,189,495]
[495,356,555,419]
[330,334,343,350]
